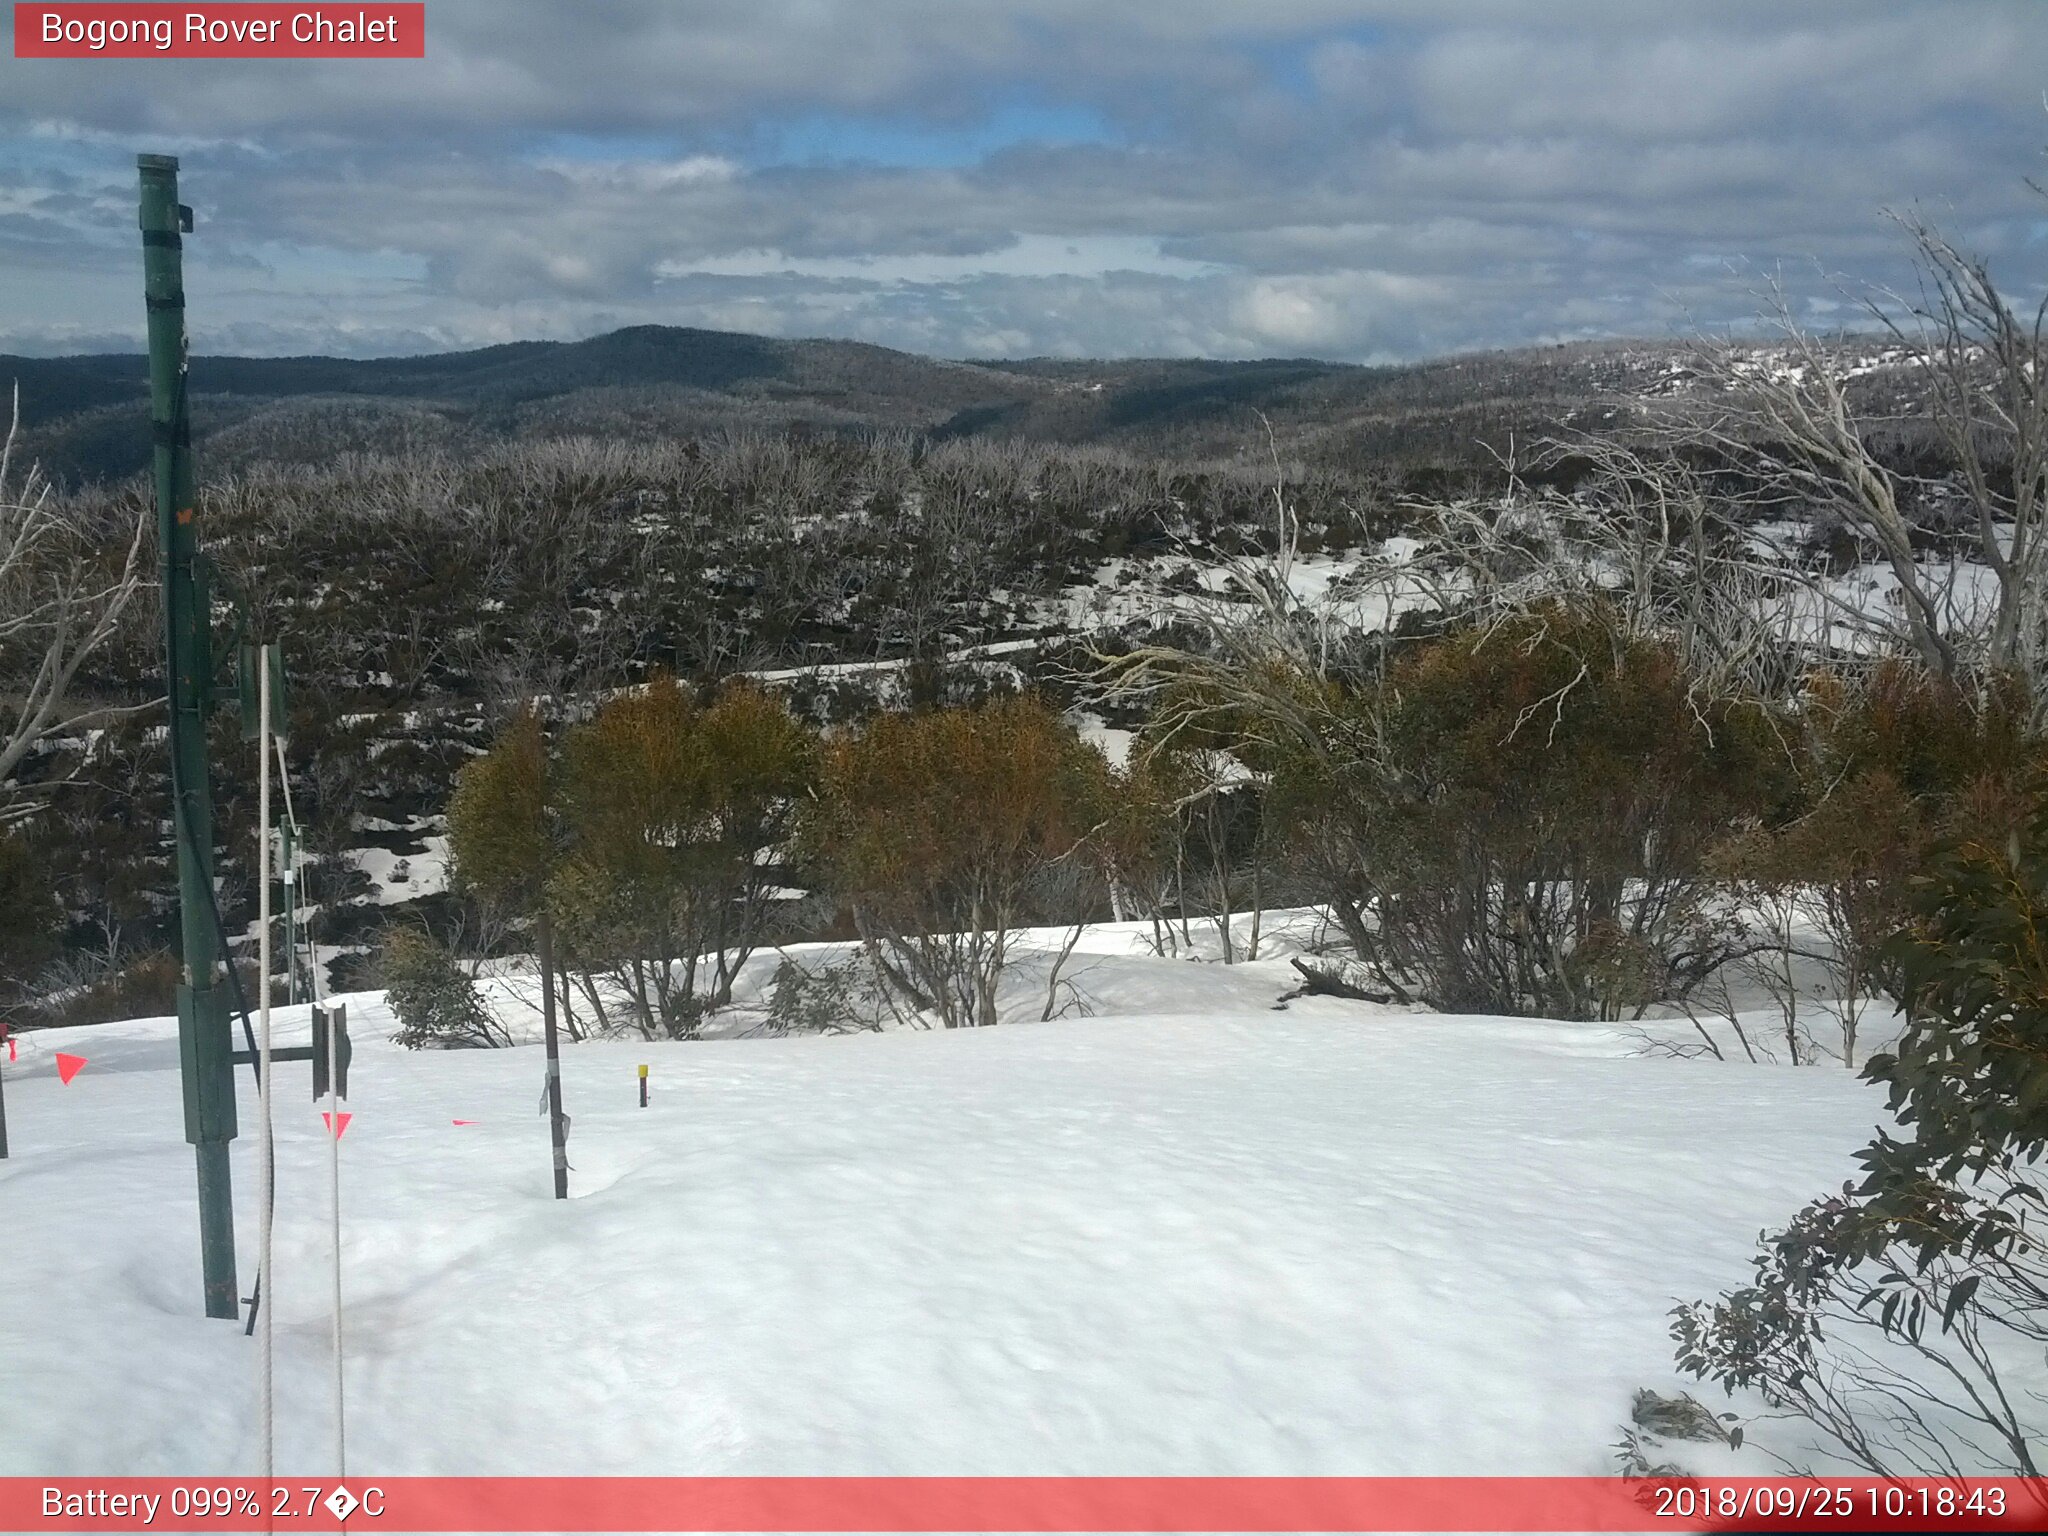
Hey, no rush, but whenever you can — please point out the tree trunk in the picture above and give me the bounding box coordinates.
[578,968,616,1035]
[538,912,569,1200]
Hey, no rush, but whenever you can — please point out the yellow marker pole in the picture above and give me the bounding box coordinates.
[638,1063,649,1109]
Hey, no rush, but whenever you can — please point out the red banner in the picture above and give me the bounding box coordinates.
[13,5,425,59]
[4,1477,2048,1533]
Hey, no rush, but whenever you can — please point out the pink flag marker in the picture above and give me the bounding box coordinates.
[54,1052,86,1085]
[452,1119,477,1126]
[322,1110,353,1139]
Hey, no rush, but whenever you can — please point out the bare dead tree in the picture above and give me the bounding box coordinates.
[1684,309,1964,678]
[0,385,150,803]
[1090,420,1374,770]
[1869,209,2048,693]
[1661,212,2048,710]
[1431,436,1808,711]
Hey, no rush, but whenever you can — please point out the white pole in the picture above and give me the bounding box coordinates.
[325,994,346,1475]
[256,647,275,1486]
[274,733,346,1475]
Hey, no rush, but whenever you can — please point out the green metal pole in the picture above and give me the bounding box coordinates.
[140,154,240,1321]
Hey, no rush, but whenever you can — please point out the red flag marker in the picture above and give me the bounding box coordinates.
[322,1110,353,1139]
[452,1118,477,1126]
[6,1036,14,1062]
[54,1052,86,1085]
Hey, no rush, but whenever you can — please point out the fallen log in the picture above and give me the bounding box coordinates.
[1284,957,1398,1005]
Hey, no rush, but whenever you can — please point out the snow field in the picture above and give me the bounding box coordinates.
[0,926,1889,1480]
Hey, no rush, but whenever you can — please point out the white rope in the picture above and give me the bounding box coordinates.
[256,650,275,1489]
[274,733,345,1477]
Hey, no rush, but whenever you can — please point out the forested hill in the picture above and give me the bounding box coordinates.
[3,326,1053,482]
[1,322,1823,487]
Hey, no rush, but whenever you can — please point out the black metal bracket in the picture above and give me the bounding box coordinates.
[229,1002,350,1100]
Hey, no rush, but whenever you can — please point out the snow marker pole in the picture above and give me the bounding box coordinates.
[278,713,349,1475]
[639,1063,648,1108]
[539,912,568,1198]
[325,996,347,1476]
[285,724,347,1475]
[0,1023,9,1159]
[256,641,276,1486]
[141,153,241,1322]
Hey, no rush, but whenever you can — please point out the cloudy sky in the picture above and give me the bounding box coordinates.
[2,1,2045,363]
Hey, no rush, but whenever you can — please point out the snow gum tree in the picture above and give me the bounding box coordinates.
[1245,603,1785,1018]
[1641,198,2048,718]
[1132,679,1287,964]
[806,694,1113,1028]
[552,675,815,1037]
[1091,748,1196,956]
[443,699,584,1041]
[1713,663,2042,1063]
[447,702,553,916]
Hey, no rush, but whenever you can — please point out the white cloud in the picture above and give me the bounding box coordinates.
[2,1,2043,361]
[660,234,1217,284]
[536,154,742,189]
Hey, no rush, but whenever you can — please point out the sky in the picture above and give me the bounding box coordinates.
[1,0,2045,364]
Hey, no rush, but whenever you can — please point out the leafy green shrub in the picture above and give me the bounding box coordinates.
[764,954,885,1034]
[381,925,510,1050]
[1672,797,2048,1478]
[1867,791,2048,1208]
[1712,663,2043,1062]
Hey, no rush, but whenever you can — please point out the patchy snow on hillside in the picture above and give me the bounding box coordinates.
[0,922,1907,1481]
[344,834,451,907]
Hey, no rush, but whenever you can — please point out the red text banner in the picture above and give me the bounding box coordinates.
[4,1477,2048,1533]
[14,5,426,59]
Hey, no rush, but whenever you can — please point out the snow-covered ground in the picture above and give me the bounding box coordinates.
[1,921,1897,1480]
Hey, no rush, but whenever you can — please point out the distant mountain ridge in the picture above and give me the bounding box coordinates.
[1,322,1908,486]
[7,324,1038,417]
[3,324,1080,481]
